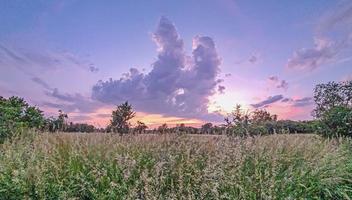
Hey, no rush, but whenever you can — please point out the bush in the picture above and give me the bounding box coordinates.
[317,106,352,138]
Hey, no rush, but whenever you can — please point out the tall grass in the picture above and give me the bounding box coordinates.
[0,131,351,199]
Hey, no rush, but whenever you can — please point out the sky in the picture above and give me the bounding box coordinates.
[1,0,352,128]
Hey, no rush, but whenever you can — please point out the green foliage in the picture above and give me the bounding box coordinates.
[110,101,136,135]
[44,110,68,132]
[66,122,96,133]
[314,80,352,118]
[1,132,352,199]
[225,105,280,136]
[316,106,352,138]
[251,109,277,124]
[264,120,317,134]
[0,96,44,141]
[313,81,352,138]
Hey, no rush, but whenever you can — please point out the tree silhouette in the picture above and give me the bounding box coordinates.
[201,123,213,134]
[135,121,148,134]
[157,123,168,134]
[110,101,135,135]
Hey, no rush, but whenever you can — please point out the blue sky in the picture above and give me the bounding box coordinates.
[1,0,351,127]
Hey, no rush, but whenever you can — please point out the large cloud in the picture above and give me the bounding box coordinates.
[92,17,223,121]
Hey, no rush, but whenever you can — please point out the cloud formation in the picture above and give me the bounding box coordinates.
[234,53,260,65]
[287,2,352,71]
[31,77,53,91]
[281,97,313,107]
[268,76,289,90]
[0,43,98,74]
[30,76,102,114]
[248,55,258,64]
[318,2,352,33]
[44,88,102,113]
[251,95,284,108]
[92,17,223,121]
[252,95,313,109]
[286,37,341,71]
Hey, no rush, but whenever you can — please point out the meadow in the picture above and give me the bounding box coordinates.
[1,131,351,199]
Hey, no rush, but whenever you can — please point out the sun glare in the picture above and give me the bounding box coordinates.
[208,92,251,115]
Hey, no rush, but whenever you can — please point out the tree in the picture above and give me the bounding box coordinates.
[43,110,68,132]
[313,81,352,118]
[135,121,148,134]
[225,104,250,136]
[110,101,135,135]
[0,96,44,141]
[317,106,352,138]
[57,110,68,131]
[225,104,250,127]
[157,123,168,134]
[313,81,352,138]
[251,109,277,124]
[176,123,186,133]
[201,123,213,134]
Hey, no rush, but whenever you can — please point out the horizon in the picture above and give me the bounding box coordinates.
[1,1,352,128]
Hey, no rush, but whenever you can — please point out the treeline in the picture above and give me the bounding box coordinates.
[1,80,351,141]
[44,110,103,133]
[0,97,103,142]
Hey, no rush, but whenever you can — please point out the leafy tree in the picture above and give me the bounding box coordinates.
[316,106,352,138]
[44,117,58,132]
[57,110,68,131]
[135,121,148,134]
[223,103,321,136]
[201,123,213,134]
[110,101,135,135]
[225,104,250,136]
[313,81,352,118]
[0,96,44,141]
[44,110,68,132]
[313,81,352,137]
[251,109,277,124]
[225,104,250,127]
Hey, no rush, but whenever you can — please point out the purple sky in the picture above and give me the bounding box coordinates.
[1,0,352,127]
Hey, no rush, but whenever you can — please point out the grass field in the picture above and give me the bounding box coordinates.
[1,132,352,199]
